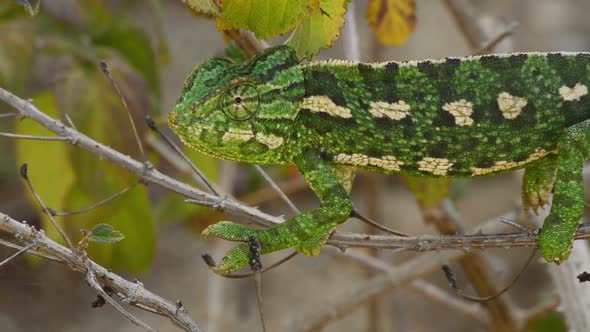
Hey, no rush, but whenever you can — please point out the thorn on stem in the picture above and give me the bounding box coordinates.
[145,115,157,131]
[19,163,28,180]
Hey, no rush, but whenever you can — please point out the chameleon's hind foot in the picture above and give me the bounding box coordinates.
[202,221,258,242]
[294,231,331,256]
[539,215,577,263]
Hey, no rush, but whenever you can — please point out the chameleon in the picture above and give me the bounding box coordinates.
[169,45,590,274]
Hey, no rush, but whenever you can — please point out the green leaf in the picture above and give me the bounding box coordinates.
[285,0,350,60]
[15,0,40,16]
[217,0,318,39]
[14,92,76,245]
[89,223,125,243]
[182,0,219,15]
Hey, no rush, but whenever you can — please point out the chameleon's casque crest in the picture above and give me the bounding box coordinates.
[169,46,305,164]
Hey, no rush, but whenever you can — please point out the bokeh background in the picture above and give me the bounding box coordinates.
[2,0,590,331]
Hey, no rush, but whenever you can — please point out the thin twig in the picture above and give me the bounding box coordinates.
[202,251,298,278]
[0,242,35,268]
[49,181,140,217]
[64,113,77,130]
[85,261,157,332]
[0,113,17,118]
[145,116,220,196]
[0,238,62,263]
[254,165,300,214]
[19,163,75,251]
[499,217,533,233]
[0,132,70,141]
[99,61,146,161]
[442,249,537,302]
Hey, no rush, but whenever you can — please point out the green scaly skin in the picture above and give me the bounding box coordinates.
[169,46,590,274]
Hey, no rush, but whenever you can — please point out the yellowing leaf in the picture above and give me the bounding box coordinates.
[182,0,219,15]
[403,176,451,209]
[285,0,350,60]
[217,0,319,39]
[367,0,416,45]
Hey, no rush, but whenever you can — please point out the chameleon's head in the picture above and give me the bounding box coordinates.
[169,46,304,164]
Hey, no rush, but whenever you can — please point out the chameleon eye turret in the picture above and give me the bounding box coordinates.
[219,82,260,121]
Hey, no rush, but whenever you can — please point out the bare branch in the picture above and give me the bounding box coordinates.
[0,211,204,332]
[85,261,157,332]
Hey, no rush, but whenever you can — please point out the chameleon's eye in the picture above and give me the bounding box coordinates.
[220,83,260,121]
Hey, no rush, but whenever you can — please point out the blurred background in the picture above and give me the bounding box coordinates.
[1,0,590,331]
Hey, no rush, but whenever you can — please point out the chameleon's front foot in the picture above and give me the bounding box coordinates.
[203,221,332,274]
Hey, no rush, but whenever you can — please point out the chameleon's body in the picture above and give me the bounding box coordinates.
[169,46,590,274]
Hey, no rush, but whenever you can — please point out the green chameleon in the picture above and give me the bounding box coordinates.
[169,45,590,274]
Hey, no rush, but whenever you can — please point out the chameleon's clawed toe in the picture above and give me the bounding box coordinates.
[203,221,259,242]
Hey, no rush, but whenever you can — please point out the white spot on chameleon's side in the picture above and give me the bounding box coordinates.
[418,157,453,176]
[334,153,369,166]
[442,100,474,126]
[368,156,404,171]
[497,92,528,119]
[369,100,411,120]
[470,149,556,176]
[255,133,284,149]
[334,154,404,171]
[559,83,588,101]
[301,95,353,119]
[222,128,254,142]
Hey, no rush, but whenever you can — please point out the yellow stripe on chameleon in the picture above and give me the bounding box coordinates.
[222,128,254,142]
[301,95,353,118]
[255,133,284,149]
[470,149,557,176]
